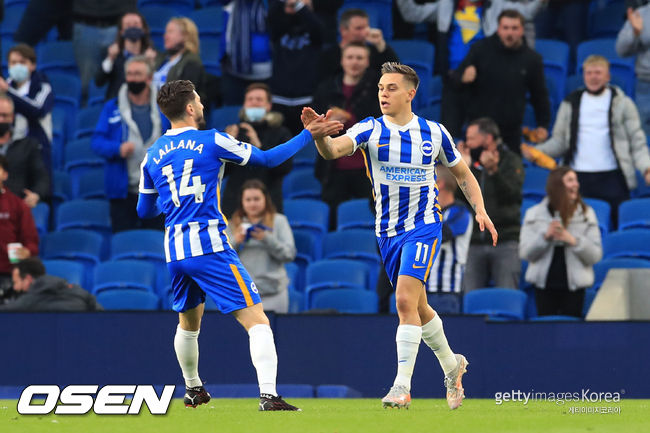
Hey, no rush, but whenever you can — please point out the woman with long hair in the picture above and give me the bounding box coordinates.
[226,180,296,313]
[95,11,157,101]
[519,166,603,317]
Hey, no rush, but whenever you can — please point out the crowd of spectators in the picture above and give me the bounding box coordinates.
[0,0,649,317]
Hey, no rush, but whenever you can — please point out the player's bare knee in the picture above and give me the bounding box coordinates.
[395,293,418,314]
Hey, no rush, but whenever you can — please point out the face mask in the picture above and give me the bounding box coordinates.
[123,27,144,42]
[8,64,29,83]
[166,42,185,56]
[244,107,266,122]
[127,81,147,95]
[0,123,11,136]
[470,146,484,162]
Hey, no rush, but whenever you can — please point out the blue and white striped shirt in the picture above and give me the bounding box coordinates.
[139,127,252,262]
[345,115,462,237]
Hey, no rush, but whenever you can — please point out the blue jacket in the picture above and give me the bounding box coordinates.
[7,70,54,169]
[91,91,170,199]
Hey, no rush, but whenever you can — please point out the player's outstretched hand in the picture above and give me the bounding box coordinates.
[305,114,343,139]
[301,106,320,128]
[476,210,498,247]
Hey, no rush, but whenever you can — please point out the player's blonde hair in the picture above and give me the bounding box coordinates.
[582,55,610,71]
[381,62,420,91]
[169,17,200,55]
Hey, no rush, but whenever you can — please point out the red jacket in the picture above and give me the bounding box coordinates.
[0,188,39,274]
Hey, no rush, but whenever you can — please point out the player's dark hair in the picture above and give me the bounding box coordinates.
[340,8,369,28]
[0,155,8,172]
[231,179,277,230]
[498,9,525,26]
[8,43,36,64]
[468,117,501,142]
[546,166,586,227]
[381,62,420,91]
[157,80,196,121]
[15,257,46,280]
[342,41,370,56]
[244,82,272,104]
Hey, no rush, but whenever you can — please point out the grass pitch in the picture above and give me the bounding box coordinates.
[1,398,646,433]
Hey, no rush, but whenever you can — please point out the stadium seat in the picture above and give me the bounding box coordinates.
[390,39,435,108]
[0,4,25,39]
[284,199,329,253]
[428,75,442,106]
[592,257,650,290]
[200,39,221,77]
[64,137,104,175]
[42,259,86,288]
[337,198,375,231]
[209,105,241,130]
[322,229,381,290]
[56,199,111,238]
[93,259,156,294]
[139,5,176,50]
[292,228,317,286]
[37,41,77,75]
[583,198,610,237]
[415,102,441,123]
[74,105,104,140]
[111,229,167,297]
[87,81,108,108]
[463,288,528,320]
[31,202,50,237]
[283,169,322,200]
[189,7,224,44]
[51,106,70,168]
[535,39,569,108]
[522,166,550,201]
[618,198,650,230]
[48,72,81,112]
[310,288,378,313]
[305,259,369,309]
[96,289,160,310]
[73,167,106,200]
[587,0,626,39]
[52,170,72,208]
[286,261,301,292]
[602,229,650,260]
[288,289,304,313]
[41,229,104,287]
[293,142,317,169]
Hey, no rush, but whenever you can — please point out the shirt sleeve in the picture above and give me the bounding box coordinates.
[344,117,375,153]
[214,130,253,165]
[436,123,461,167]
[138,153,157,194]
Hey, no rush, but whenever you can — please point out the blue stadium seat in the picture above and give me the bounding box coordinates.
[415,102,441,124]
[48,72,81,112]
[583,198,611,237]
[51,106,70,168]
[96,289,160,310]
[390,39,435,108]
[592,257,650,290]
[209,105,241,130]
[337,198,374,231]
[428,75,442,106]
[305,259,369,309]
[322,229,380,290]
[111,229,167,297]
[310,288,378,313]
[42,259,86,288]
[0,4,25,39]
[587,0,626,39]
[286,261,301,292]
[522,166,549,201]
[37,41,77,75]
[288,289,304,313]
[201,38,221,76]
[87,80,108,107]
[93,259,156,294]
[31,202,50,237]
[42,229,104,287]
[292,228,317,286]
[293,142,316,169]
[1,39,14,75]
[139,5,176,50]
[602,229,650,260]
[535,39,569,108]
[73,167,106,200]
[618,198,650,230]
[64,137,104,174]
[284,198,329,253]
[463,288,528,320]
[52,170,72,208]
[283,169,322,200]
[55,199,112,239]
[190,7,224,44]
[529,315,581,322]
[74,105,104,140]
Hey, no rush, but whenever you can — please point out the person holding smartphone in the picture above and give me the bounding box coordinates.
[226,179,296,313]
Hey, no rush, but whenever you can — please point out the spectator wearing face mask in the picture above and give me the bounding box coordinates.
[0,43,54,171]
[95,11,157,101]
[91,56,170,232]
[221,83,293,217]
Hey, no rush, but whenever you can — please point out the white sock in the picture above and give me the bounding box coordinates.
[393,325,422,392]
[174,325,202,388]
[248,324,278,396]
[421,314,458,375]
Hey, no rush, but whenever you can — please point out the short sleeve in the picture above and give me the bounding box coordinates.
[138,153,157,194]
[436,123,461,167]
[214,131,253,165]
[345,117,375,153]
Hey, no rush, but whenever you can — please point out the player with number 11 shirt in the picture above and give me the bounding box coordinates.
[137,80,342,411]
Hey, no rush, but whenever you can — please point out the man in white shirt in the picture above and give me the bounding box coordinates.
[526,55,650,227]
